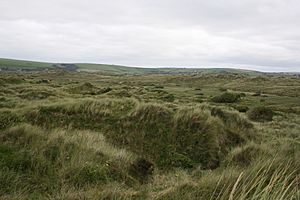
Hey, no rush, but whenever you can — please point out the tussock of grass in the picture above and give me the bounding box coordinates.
[126,103,174,167]
[130,103,173,124]
[210,107,255,152]
[154,157,299,200]
[247,106,274,122]
[233,105,249,113]
[26,98,137,128]
[1,72,299,199]
[172,108,221,169]
[211,92,241,103]
[0,124,140,196]
[225,142,271,167]
[23,100,255,170]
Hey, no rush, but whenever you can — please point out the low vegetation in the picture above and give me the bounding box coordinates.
[211,92,242,103]
[247,106,274,122]
[0,70,299,199]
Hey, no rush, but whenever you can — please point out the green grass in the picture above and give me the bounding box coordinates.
[0,58,54,70]
[1,58,266,76]
[0,70,299,199]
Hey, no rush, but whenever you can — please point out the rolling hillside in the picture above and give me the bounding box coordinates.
[0,58,264,75]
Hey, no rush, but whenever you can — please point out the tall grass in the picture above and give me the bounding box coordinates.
[1,72,299,199]
[153,157,299,200]
[216,158,299,200]
[0,124,139,198]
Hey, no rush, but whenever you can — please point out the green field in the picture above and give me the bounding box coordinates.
[0,58,265,75]
[0,63,299,199]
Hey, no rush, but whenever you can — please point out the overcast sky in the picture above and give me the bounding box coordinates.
[0,0,300,72]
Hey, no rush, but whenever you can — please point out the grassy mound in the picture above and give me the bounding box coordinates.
[0,124,139,198]
[26,98,137,129]
[126,103,174,167]
[172,108,221,169]
[211,107,254,146]
[155,158,299,200]
[211,92,242,103]
[233,105,249,113]
[225,142,270,167]
[247,106,274,122]
[0,71,299,199]
[24,100,255,170]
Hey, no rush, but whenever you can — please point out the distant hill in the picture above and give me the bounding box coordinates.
[0,57,264,76]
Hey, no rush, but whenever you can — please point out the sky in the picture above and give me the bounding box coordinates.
[0,0,300,72]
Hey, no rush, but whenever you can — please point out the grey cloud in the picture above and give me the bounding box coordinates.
[0,0,299,72]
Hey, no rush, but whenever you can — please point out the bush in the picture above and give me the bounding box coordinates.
[211,92,241,103]
[234,105,249,113]
[247,106,274,122]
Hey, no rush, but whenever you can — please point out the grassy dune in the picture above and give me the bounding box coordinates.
[0,70,299,199]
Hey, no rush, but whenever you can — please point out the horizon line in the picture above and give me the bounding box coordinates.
[0,57,299,73]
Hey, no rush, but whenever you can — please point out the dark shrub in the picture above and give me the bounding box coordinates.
[234,105,249,113]
[211,92,241,103]
[129,158,154,183]
[247,106,273,122]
